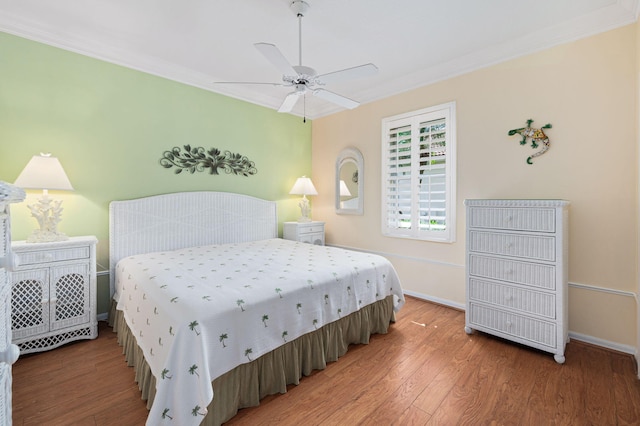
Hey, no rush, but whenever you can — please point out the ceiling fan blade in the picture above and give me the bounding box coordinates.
[255,43,298,77]
[317,63,378,85]
[313,89,359,110]
[213,81,289,87]
[278,91,302,113]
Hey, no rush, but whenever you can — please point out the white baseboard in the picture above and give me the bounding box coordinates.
[568,331,636,355]
[402,289,465,310]
[404,289,636,355]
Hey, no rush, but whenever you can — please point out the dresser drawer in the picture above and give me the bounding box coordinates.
[468,206,556,232]
[468,278,555,318]
[297,224,324,235]
[468,303,556,348]
[468,230,555,262]
[468,254,555,290]
[14,246,90,266]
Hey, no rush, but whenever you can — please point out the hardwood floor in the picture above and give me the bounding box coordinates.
[12,296,640,425]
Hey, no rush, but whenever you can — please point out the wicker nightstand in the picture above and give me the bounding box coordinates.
[283,221,325,245]
[10,236,98,354]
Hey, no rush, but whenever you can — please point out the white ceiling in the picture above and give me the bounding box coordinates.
[1,0,638,119]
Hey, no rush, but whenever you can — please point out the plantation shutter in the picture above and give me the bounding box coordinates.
[382,102,456,242]
[418,116,447,232]
[384,119,413,232]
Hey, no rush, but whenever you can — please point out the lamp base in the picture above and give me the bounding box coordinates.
[297,196,312,222]
[25,194,68,243]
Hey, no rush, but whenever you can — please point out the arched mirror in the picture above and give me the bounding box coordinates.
[335,147,364,215]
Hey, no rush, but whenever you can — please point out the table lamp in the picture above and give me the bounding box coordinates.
[289,176,317,222]
[14,153,74,243]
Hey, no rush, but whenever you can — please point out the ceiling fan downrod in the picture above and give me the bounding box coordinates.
[291,1,310,67]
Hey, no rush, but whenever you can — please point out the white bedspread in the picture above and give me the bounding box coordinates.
[115,238,404,426]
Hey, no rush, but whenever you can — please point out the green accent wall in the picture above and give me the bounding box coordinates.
[0,32,312,315]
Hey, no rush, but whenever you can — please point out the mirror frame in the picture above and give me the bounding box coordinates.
[335,147,364,215]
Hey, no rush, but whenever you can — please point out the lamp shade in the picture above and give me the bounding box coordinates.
[339,180,352,197]
[14,153,74,191]
[289,176,318,196]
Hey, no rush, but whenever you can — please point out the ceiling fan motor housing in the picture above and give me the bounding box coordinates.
[291,1,310,17]
[286,65,318,86]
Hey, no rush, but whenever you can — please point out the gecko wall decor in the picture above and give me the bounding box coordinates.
[508,119,552,164]
[160,145,257,176]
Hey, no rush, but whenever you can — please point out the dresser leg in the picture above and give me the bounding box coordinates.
[464,326,473,334]
[554,354,565,364]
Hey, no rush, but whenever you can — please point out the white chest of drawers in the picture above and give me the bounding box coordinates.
[464,199,569,363]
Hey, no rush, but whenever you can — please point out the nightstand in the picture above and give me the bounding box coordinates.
[283,221,325,245]
[10,236,98,354]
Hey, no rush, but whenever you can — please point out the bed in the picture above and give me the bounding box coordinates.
[108,191,404,425]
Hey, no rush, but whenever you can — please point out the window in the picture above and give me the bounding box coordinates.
[381,101,456,242]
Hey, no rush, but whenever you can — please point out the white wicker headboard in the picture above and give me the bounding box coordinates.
[109,191,278,297]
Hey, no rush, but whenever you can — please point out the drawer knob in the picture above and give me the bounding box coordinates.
[0,344,20,365]
[505,295,514,302]
[505,321,513,328]
[0,253,20,270]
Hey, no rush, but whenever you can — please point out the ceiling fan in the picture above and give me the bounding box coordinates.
[216,0,378,114]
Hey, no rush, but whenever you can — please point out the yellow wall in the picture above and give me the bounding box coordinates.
[312,24,638,349]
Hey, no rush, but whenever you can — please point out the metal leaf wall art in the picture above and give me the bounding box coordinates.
[160,145,257,176]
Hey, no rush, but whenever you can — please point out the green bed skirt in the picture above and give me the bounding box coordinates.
[109,296,395,425]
